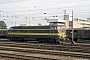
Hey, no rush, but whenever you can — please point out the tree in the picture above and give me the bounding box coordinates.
[0,21,7,29]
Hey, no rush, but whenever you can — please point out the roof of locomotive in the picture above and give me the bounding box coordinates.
[9,25,55,29]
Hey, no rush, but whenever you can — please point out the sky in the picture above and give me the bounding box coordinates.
[0,0,90,28]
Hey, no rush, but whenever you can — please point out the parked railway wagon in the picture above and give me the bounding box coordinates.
[66,28,90,42]
[0,29,8,38]
[7,26,63,43]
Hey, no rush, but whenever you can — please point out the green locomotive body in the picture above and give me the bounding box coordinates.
[8,28,61,43]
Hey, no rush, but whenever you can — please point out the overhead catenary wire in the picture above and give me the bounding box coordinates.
[0,0,30,4]
[0,0,90,26]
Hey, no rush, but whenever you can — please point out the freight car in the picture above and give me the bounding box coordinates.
[7,26,63,43]
[66,28,90,42]
[0,29,8,38]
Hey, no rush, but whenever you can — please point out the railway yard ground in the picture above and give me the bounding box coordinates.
[0,39,90,60]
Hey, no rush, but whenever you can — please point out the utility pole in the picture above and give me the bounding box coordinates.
[71,10,75,44]
[15,21,16,26]
[64,10,66,29]
[29,10,30,26]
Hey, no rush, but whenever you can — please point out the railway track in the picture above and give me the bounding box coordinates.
[0,40,90,60]
[0,45,90,58]
[0,41,90,53]
[0,50,65,60]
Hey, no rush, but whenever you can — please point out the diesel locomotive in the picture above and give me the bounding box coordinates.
[7,26,64,43]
